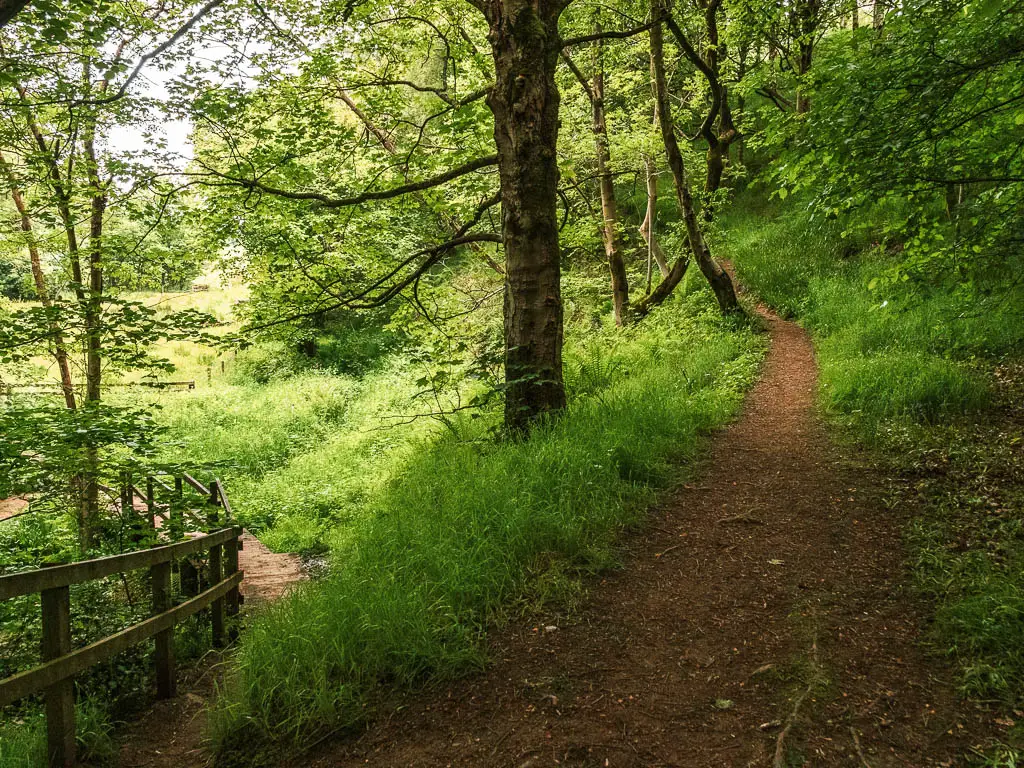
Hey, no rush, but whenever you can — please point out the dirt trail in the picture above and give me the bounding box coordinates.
[0,496,29,520]
[117,533,304,768]
[290,303,995,767]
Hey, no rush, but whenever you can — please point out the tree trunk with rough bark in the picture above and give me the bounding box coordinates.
[484,0,567,433]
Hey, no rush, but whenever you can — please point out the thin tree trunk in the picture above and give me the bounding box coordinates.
[642,9,740,316]
[83,124,105,404]
[16,84,96,551]
[79,92,107,551]
[0,151,77,410]
[590,28,629,326]
[19,89,86,300]
[794,0,819,114]
[639,155,670,280]
[563,29,630,326]
[485,0,567,433]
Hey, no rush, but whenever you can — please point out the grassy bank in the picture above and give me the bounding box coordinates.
[722,193,1024,757]
[204,289,764,759]
[152,362,438,555]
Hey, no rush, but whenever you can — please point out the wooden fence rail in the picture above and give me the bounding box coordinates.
[0,474,244,768]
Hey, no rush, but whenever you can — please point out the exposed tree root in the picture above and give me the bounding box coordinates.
[850,725,874,768]
[773,635,822,768]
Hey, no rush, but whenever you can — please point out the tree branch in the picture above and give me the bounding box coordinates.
[198,153,499,208]
[562,22,655,48]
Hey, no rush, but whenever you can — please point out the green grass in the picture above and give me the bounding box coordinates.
[145,359,444,554]
[0,699,116,768]
[153,372,358,479]
[721,190,1024,760]
[203,291,765,758]
[720,199,1011,432]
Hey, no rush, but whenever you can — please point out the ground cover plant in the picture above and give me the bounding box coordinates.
[1,0,1022,764]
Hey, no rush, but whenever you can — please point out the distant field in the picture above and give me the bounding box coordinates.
[0,283,248,391]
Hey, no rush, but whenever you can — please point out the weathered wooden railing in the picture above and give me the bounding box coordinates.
[115,472,232,536]
[0,475,244,767]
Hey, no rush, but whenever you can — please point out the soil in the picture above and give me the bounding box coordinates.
[118,302,1003,767]
[117,535,305,768]
[0,496,29,521]
[237,531,305,604]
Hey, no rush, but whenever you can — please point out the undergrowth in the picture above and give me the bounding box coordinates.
[723,190,1024,760]
[0,699,116,768]
[203,289,764,760]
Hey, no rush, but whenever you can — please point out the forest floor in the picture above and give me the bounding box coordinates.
[118,300,1004,767]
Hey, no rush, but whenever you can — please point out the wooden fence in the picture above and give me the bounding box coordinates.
[0,475,243,768]
[0,380,196,396]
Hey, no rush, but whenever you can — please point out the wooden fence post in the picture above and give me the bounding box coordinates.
[146,477,156,534]
[151,561,176,698]
[41,583,75,767]
[208,482,220,529]
[224,534,240,615]
[209,542,224,647]
[120,472,132,519]
[172,476,183,540]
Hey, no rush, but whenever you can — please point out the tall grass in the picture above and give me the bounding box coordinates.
[155,372,357,478]
[719,200,1016,431]
[204,292,764,756]
[0,700,116,768]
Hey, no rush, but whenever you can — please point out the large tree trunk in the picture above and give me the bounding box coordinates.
[485,0,567,433]
[647,9,740,315]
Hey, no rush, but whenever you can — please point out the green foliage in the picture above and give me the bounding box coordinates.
[204,293,764,756]
[761,0,1024,299]
[0,401,167,508]
[820,352,989,423]
[156,372,356,479]
[0,698,116,768]
[0,256,32,300]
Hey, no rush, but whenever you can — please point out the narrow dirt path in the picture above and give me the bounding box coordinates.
[118,533,304,768]
[237,531,305,604]
[290,304,997,767]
